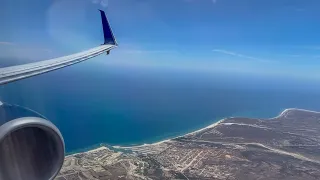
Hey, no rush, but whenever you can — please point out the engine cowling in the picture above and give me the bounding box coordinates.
[0,103,65,180]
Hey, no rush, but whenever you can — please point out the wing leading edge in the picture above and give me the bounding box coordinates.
[0,10,117,85]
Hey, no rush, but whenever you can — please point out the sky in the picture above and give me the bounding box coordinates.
[1,0,320,80]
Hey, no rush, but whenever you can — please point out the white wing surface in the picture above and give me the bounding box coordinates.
[0,10,117,85]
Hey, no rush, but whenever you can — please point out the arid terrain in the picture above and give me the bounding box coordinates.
[55,109,320,180]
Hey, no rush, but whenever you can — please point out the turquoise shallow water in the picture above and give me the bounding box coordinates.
[1,64,320,153]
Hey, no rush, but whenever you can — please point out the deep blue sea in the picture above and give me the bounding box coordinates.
[1,61,320,153]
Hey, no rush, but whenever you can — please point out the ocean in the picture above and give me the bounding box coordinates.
[1,62,320,153]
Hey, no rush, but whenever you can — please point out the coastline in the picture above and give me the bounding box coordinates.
[68,108,320,155]
[270,108,320,120]
[65,146,111,158]
[112,118,226,149]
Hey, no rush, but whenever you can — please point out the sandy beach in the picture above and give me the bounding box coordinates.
[112,118,227,149]
[271,108,320,120]
[71,108,320,154]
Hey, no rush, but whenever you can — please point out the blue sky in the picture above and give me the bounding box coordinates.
[1,0,320,80]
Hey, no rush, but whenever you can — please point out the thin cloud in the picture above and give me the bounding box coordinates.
[285,6,306,12]
[294,8,305,12]
[303,46,320,50]
[184,0,218,4]
[116,42,178,55]
[122,49,177,54]
[282,54,302,58]
[0,41,52,53]
[91,0,108,7]
[0,42,15,46]
[0,42,54,60]
[212,49,270,62]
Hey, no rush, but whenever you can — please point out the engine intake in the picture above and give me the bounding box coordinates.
[0,103,65,180]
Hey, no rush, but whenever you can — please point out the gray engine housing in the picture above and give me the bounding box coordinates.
[0,103,65,180]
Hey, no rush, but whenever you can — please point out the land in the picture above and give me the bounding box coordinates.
[55,108,320,180]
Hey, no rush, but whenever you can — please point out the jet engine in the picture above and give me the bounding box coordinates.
[0,102,65,180]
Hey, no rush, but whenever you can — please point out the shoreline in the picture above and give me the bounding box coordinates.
[112,118,227,149]
[270,108,320,120]
[68,108,320,155]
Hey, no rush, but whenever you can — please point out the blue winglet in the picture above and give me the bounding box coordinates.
[99,10,117,46]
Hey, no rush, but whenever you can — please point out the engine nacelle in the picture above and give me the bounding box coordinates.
[0,103,65,180]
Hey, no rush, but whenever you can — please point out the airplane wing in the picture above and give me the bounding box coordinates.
[0,10,117,85]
